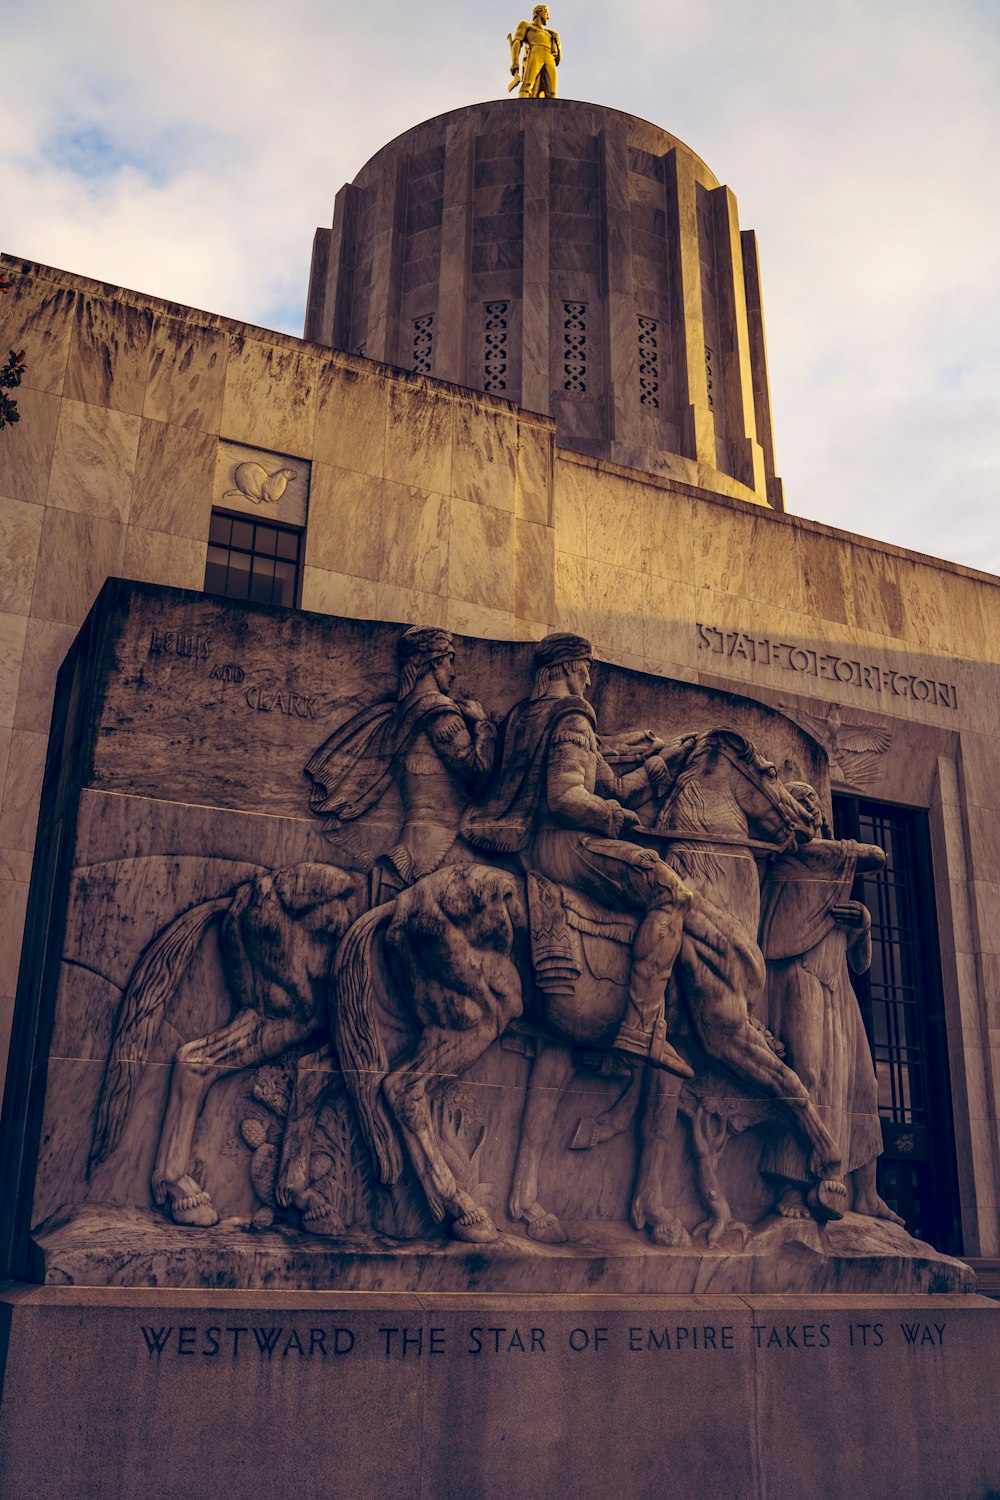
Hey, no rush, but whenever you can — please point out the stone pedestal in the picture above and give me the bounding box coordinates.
[2,1284,998,1500]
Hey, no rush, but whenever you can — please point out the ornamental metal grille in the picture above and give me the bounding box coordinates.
[484,301,509,392]
[412,315,434,375]
[704,344,715,409]
[638,317,660,408]
[833,795,960,1253]
[563,302,587,392]
[205,511,301,608]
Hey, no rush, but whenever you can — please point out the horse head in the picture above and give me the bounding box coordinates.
[653,728,814,855]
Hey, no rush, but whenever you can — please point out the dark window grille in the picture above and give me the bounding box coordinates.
[484,301,509,392]
[833,795,961,1252]
[204,511,302,608]
[563,302,587,392]
[638,316,660,407]
[412,314,433,374]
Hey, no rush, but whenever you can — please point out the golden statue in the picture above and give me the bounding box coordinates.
[508,6,561,98]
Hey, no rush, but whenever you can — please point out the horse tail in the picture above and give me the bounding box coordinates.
[330,902,404,1187]
[89,894,232,1172]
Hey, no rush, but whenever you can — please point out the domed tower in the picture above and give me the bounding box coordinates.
[305,98,783,509]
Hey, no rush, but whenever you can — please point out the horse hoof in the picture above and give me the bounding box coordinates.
[525,1212,568,1244]
[808,1178,847,1222]
[301,1200,346,1238]
[171,1191,219,1228]
[650,1218,691,1248]
[452,1212,499,1244]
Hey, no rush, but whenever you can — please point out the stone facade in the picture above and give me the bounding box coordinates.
[3,107,1000,1273]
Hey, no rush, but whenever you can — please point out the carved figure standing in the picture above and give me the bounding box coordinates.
[508,6,561,97]
[759,783,903,1224]
[462,633,694,1075]
[306,626,494,893]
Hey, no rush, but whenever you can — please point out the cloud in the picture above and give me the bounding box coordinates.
[2,0,998,571]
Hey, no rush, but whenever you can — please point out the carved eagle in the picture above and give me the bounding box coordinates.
[778,702,892,789]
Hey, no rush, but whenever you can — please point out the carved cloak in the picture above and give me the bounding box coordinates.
[759,839,882,1183]
[305,691,462,821]
[460,695,596,853]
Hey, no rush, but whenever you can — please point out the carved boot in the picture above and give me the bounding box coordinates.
[612,910,693,1078]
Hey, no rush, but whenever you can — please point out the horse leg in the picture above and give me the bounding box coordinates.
[383,1022,506,1244]
[680,916,846,1214]
[689,1003,845,1215]
[508,1042,574,1243]
[274,1045,346,1237]
[631,1071,690,1246]
[153,1008,315,1226]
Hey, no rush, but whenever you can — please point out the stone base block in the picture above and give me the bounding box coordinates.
[2,1283,999,1500]
[32,1204,974,1295]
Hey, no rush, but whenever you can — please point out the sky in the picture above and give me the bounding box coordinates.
[2,0,999,571]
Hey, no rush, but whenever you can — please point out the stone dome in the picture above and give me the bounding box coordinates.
[306,98,782,507]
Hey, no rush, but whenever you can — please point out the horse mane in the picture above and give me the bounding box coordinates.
[652,729,770,884]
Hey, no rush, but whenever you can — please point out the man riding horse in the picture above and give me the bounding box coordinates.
[461,633,695,1077]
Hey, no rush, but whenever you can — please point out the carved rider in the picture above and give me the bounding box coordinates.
[306,627,495,890]
[509,5,561,98]
[462,633,694,1075]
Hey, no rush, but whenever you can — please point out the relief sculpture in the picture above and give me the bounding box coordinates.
[53,620,962,1289]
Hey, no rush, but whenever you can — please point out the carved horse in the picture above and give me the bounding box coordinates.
[325,730,843,1245]
[89,863,360,1227]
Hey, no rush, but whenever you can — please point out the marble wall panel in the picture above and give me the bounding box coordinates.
[313,362,388,479]
[642,575,698,670]
[692,505,805,615]
[381,483,450,597]
[0,386,61,506]
[451,401,517,513]
[514,518,555,625]
[46,400,140,524]
[130,419,217,540]
[375,581,448,629]
[13,620,76,735]
[384,383,454,495]
[0,276,74,394]
[299,566,378,620]
[554,551,589,636]
[928,565,990,661]
[641,489,696,584]
[29,510,125,627]
[588,561,644,658]
[552,461,589,558]
[447,497,514,610]
[978,953,1000,1032]
[797,526,852,627]
[970,880,1000,956]
[975,580,1000,663]
[445,597,515,640]
[960,732,1000,810]
[0,730,10,819]
[588,476,643,572]
[143,316,227,432]
[0,496,43,614]
[513,616,550,641]
[221,336,318,456]
[845,545,906,642]
[0,729,47,851]
[63,297,153,415]
[965,809,1000,887]
[515,421,553,526]
[0,876,28,996]
[0,614,28,729]
[122,528,208,592]
[304,464,382,581]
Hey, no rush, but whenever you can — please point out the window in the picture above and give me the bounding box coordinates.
[833,795,961,1252]
[638,316,660,408]
[205,511,302,608]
